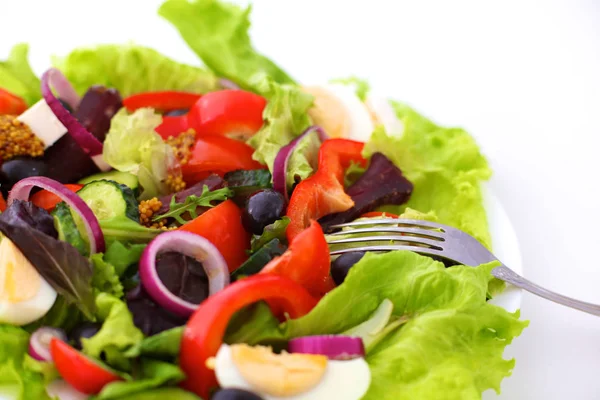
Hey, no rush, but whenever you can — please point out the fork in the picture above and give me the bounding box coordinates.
[327,218,600,316]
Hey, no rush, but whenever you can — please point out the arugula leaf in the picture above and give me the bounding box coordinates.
[0,201,95,319]
[155,185,233,224]
[250,217,290,253]
[159,0,295,90]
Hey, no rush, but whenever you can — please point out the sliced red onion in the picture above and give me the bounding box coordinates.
[29,327,67,362]
[218,78,240,90]
[139,231,229,317]
[41,68,103,157]
[7,177,105,253]
[288,335,365,360]
[272,126,328,201]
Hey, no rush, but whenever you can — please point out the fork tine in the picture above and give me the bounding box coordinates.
[330,218,446,230]
[330,244,446,258]
[327,235,444,250]
[327,226,446,241]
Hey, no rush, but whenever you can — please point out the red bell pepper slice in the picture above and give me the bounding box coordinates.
[30,184,83,211]
[50,339,122,395]
[181,135,265,185]
[0,193,6,212]
[155,115,190,140]
[286,139,367,241]
[187,90,266,139]
[123,91,201,112]
[180,274,318,398]
[261,220,334,298]
[0,88,27,115]
[178,200,250,272]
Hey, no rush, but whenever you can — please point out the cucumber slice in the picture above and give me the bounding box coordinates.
[231,238,286,281]
[53,202,89,256]
[77,180,139,222]
[79,171,139,193]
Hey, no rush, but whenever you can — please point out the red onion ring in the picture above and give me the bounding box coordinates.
[272,126,328,201]
[288,335,365,360]
[139,231,230,317]
[7,177,105,253]
[41,68,103,157]
[29,327,68,362]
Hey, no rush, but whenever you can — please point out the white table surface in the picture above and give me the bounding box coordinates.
[2,1,600,399]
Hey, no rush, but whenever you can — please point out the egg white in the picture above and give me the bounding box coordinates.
[365,94,405,137]
[0,239,57,326]
[215,344,371,400]
[320,83,375,143]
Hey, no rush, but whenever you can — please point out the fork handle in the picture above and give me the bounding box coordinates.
[492,265,600,316]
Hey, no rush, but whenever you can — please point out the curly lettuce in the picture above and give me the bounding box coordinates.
[53,44,218,96]
[0,44,41,106]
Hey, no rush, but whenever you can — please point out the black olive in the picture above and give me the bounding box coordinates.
[164,108,189,117]
[242,190,285,235]
[331,251,366,285]
[212,388,264,400]
[0,157,49,196]
[69,322,102,350]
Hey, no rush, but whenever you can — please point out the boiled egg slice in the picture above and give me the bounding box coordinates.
[214,343,371,400]
[303,83,375,142]
[0,238,57,325]
[365,94,405,137]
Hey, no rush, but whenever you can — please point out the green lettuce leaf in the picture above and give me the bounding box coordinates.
[247,78,314,176]
[251,217,290,253]
[53,44,218,96]
[96,359,185,400]
[364,103,492,248]
[103,108,177,199]
[227,251,527,398]
[285,129,321,188]
[159,0,295,90]
[330,76,370,101]
[0,325,51,400]
[104,241,146,277]
[24,296,81,333]
[110,387,201,400]
[82,293,144,371]
[124,327,183,360]
[91,253,124,298]
[0,43,41,106]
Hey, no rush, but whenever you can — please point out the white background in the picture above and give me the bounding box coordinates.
[2,0,600,398]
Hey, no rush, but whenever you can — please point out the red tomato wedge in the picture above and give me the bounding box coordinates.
[0,88,27,115]
[187,90,266,139]
[50,339,122,395]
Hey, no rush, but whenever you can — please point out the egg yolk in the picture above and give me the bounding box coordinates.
[0,239,41,303]
[303,86,351,138]
[231,344,328,397]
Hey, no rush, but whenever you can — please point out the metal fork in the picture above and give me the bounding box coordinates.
[328,218,600,316]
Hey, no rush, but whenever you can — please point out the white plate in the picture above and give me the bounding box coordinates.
[484,184,523,313]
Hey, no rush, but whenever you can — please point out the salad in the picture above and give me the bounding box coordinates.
[0,0,528,399]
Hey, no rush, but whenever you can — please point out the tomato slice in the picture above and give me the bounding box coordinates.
[50,339,122,395]
[187,90,266,139]
[261,220,334,298]
[30,184,83,211]
[155,115,190,140]
[178,200,250,272]
[181,135,265,185]
[360,211,399,219]
[0,89,27,115]
[123,91,201,112]
[180,274,317,399]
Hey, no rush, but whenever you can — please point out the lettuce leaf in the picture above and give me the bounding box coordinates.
[226,251,527,398]
[246,78,314,177]
[330,76,370,101]
[104,241,146,277]
[364,103,492,248]
[53,44,218,96]
[91,254,124,298]
[159,0,295,90]
[0,43,41,106]
[103,108,177,199]
[0,325,51,400]
[82,293,144,371]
